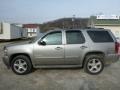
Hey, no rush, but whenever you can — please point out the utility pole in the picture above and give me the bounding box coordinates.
[62,20,65,29]
[72,15,75,29]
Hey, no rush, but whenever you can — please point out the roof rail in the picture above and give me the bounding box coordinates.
[85,27,93,29]
[96,28,104,29]
[85,27,104,29]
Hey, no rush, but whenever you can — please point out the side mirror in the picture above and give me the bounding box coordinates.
[38,41,46,45]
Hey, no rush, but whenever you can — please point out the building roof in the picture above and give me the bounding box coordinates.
[90,16,120,26]
[23,24,39,28]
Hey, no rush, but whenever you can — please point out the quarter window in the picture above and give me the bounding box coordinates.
[66,31,85,44]
[87,31,114,42]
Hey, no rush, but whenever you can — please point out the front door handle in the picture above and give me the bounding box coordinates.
[55,47,63,50]
[80,46,88,49]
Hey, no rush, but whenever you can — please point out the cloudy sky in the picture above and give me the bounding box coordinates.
[0,0,120,23]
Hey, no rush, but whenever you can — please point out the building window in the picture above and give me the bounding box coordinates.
[31,29,33,32]
[30,33,32,36]
[34,29,37,32]
[33,29,35,32]
[28,29,31,32]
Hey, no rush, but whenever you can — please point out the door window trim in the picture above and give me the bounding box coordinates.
[65,30,85,45]
[39,31,63,45]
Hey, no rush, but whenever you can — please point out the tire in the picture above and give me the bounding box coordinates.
[11,55,32,75]
[84,54,104,75]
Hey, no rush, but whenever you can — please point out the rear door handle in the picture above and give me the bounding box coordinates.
[55,47,63,50]
[80,46,88,49]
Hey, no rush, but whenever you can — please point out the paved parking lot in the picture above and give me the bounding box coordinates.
[0,41,120,90]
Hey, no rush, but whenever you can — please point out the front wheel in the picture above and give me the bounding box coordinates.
[11,55,32,75]
[84,54,104,75]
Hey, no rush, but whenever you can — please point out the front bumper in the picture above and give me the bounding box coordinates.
[2,56,10,69]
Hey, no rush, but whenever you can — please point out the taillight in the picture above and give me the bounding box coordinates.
[115,42,120,54]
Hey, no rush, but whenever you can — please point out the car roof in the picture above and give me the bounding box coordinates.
[48,28,110,33]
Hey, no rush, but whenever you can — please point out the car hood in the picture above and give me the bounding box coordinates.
[5,41,30,48]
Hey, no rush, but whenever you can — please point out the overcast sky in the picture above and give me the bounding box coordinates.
[0,0,120,24]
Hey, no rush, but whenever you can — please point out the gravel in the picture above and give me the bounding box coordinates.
[0,41,120,90]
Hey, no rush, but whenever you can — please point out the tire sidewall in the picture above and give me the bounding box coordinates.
[11,55,32,75]
[84,55,104,75]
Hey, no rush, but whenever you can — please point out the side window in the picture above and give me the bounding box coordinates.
[87,31,114,42]
[41,31,62,45]
[66,31,85,44]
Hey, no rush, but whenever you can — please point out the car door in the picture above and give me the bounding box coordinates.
[33,31,65,65]
[65,30,86,65]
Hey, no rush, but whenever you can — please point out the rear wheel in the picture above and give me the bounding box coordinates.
[84,54,104,75]
[11,55,32,75]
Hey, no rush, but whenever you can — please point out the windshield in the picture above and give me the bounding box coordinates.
[29,33,44,43]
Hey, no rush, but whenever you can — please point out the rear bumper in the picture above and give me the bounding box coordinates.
[2,56,10,69]
[105,54,120,65]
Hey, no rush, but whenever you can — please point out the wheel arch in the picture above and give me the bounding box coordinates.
[82,51,105,67]
[9,53,33,67]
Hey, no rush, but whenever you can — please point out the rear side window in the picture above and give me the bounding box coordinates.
[66,30,85,44]
[87,31,114,42]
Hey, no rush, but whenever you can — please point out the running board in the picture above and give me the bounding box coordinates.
[34,64,82,69]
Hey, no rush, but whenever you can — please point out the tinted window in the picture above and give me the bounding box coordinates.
[42,31,62,45]
[87,31,113,42]
[66,31,85,44]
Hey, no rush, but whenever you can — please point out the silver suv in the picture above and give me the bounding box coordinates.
[3,29,120,75]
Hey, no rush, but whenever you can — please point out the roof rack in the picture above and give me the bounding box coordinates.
[96,28,104,29]
[85,27,104,29]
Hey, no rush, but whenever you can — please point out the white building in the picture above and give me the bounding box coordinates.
[23,24,40,38]
[0,22,27,40]
[90,15,120,38]
[97,14,120,19]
